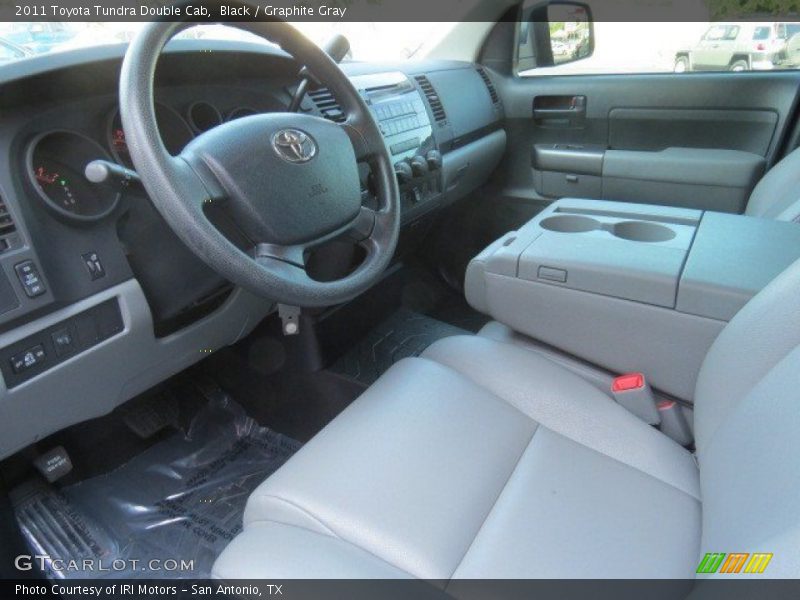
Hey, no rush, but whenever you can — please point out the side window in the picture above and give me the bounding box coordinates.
[753,27,771,40]
[703,25,728,41]
[724,25,740,40]
[784,24,800,38]
[517,17,800,76]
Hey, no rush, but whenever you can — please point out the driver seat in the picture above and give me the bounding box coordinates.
[212,258,800,579]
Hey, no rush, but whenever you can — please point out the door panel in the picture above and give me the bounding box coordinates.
[607,108,777,154]
[602,148,765,212]
[497,72,800,214]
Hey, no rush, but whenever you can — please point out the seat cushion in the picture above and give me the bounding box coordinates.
[212,336,701,580]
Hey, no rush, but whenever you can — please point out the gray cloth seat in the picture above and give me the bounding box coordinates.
[212,258,800,580]
[746,147,800,221]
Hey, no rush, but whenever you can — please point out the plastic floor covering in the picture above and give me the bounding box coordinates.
[12,393,300,579]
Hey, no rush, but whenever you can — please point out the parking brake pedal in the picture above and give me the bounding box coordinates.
[33,446,73,483]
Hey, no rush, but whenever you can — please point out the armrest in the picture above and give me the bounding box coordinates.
[532,144,605,176]
[603,147,765,188]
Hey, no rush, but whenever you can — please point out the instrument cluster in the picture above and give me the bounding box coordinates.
[25,100,262,223]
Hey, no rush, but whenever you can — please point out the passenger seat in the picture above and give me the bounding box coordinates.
[747,147,800,221]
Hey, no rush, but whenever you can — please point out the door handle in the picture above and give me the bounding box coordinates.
[533,95,587,127]
[533,107,585,119]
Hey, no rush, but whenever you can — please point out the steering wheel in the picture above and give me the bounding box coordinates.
[119,16,400,307]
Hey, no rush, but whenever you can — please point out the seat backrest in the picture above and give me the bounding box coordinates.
[694,257,800,576]
[746,148,800,221]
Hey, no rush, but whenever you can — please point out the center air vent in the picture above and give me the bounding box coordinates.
[414,75,447,124]
[476,67,501,107]
[0,196,17,250]
[307,87,346,123]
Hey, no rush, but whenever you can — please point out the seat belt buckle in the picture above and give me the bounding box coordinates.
[657,400,693,446]
[611,372,661,426]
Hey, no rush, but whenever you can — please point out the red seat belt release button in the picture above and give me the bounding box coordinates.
[612,372,644,392]
[611,372,660,425]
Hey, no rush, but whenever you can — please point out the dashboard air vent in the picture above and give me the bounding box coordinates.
[476,67,501,106]
[0,197,16,253]
[307,87,346,123]
[414,75,447,124]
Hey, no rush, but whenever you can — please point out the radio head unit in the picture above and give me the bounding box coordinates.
[355,72,435,162]
[309,71,444,221]
[354,72,443,219]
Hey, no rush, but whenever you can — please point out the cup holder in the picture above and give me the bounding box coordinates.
[540,214,678,243]
[539,215,600,233]
[612,221,676,243]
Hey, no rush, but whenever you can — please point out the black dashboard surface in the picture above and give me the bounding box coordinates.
[0,40,502,334]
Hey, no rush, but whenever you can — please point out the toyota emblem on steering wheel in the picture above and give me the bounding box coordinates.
[271,129,317,163]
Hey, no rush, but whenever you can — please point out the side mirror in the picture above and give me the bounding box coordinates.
[549,3,594,65]
[517,1,594,71]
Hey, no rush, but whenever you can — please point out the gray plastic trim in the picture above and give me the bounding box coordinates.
[466,197,800,400]
[481,272,724,401]
[532,144,605,176]
[0,279,271,459]
[678,212,800,321]
[442,129,506,201]
[514,200,699,308]
[603,147,765,188]
[602,177,752,214]
[464,198,725,401]
[539,171,602,199]
[600,147,765,213]
[607,108,778,156]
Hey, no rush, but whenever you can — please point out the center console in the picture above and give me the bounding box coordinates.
[362,73,443,217]
[315,72,443,223]
[310,67,507,228]
[466,199,800,401]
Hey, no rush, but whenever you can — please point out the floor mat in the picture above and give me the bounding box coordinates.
[429,299,489,333]
[12,392,300,580]
[330,308,470,385]
[400,265,489,333]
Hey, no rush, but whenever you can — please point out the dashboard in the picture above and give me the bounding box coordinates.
[0,40,507,459]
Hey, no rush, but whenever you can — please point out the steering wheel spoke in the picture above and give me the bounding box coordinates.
[254,242,307,270]
[171,155,227,213]
[344,206,378,242]
[341,113,384,163]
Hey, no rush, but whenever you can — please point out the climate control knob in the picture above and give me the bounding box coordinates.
[410,155,429,177]
[394,160,413,184]
[425,149,443,171]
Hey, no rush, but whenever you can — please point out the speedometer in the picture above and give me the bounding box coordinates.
[107,103,194,169]
[27,131,120,222]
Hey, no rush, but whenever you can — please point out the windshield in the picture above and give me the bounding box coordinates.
[0,21,456,65]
